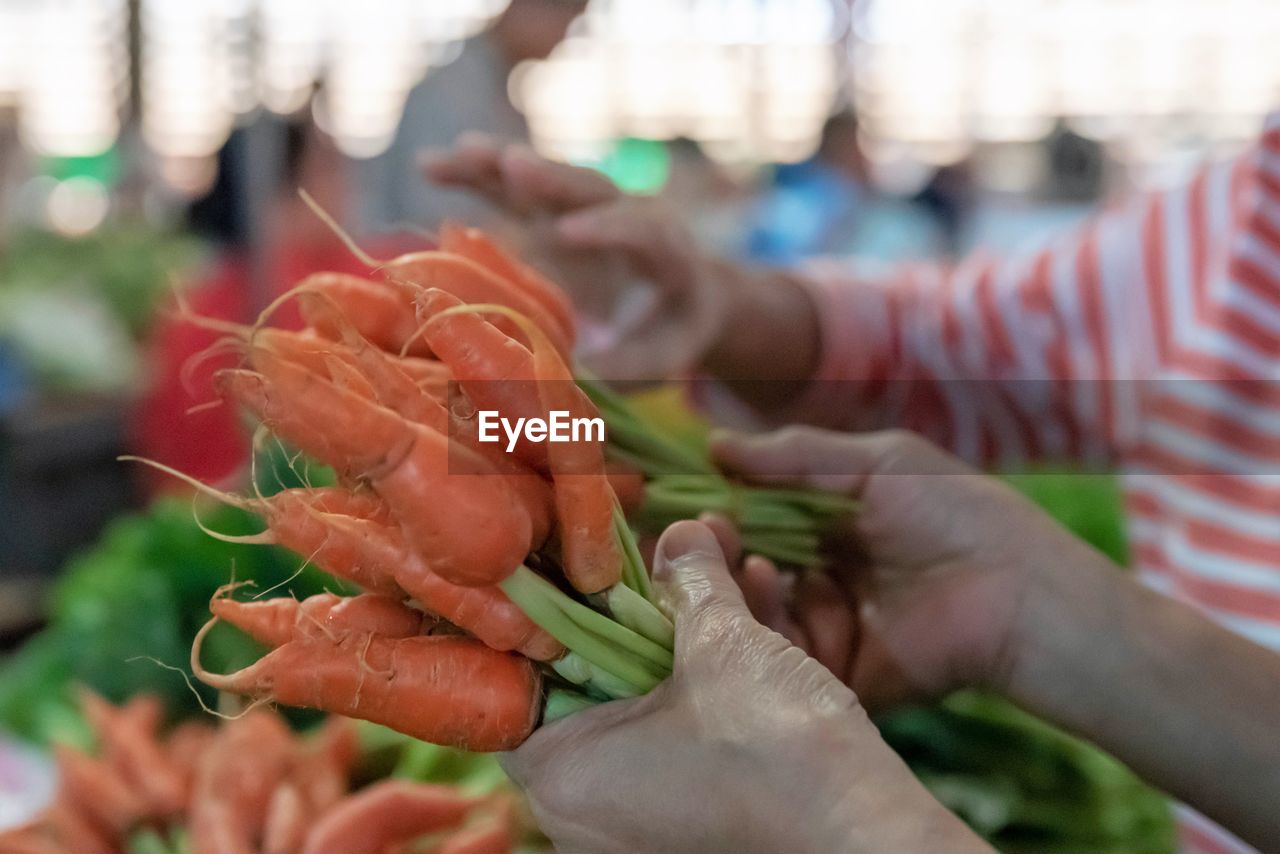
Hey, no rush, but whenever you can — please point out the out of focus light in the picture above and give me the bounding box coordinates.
[4,0,511,163]
[141,0,246,158]
[512,0,846,166]
[158,155,219,197]
[854,0,1280,166]
[46,177,110,236]
[16,0,128,157]
[263,0,511,157]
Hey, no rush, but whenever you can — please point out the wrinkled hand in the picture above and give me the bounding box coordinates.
[423,136,727,380]
[503,521,987,854]
[711,428,1103,710]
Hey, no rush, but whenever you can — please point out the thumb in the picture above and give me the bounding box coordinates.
[652,521,751,642]
[710,426,881,495]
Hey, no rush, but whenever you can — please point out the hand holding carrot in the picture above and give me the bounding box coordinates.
[502,520,988,854]
[709,427,1085,710]
[710,428,1280,849]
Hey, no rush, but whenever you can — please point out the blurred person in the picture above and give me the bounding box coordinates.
[912,160,975,255]
[130,118,415,494]
[356,0,588,233]
[426,113,1280,852]
[504,432,1280,853]
[961,118,1110,254]
[744,112,945,265]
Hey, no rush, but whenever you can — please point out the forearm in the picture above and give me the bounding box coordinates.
[699,259,823,409]
[1005,551,1280,849]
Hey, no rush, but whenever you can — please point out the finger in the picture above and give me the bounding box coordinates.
[555,201,696,297]
[697,512,742,569]
[500,145,618,213]
[420,136,505,201]
[653,522,759,659]
[710,427,968,495]
[737,555,784,626]
[848,627,917,715]
[793,572,856,682]
[738,556,809,649]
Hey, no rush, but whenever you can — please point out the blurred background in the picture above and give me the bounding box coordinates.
[0,2,1275,847]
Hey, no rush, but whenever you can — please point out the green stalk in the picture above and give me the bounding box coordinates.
[551,652,594,685]
[577,373,713,475]
[544,583,674,671]
[554,651,643,700]
[613,501,653,600]
[605,583,675,648]
[585,665,646,700]
[544,688,602,722]
[501,568,666,691]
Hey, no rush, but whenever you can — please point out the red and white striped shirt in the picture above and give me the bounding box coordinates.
[785,114,1280,853]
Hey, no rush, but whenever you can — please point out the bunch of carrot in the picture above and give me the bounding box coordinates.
[128,208,852,753]
[123,216,678,752]
[0,692,520,854]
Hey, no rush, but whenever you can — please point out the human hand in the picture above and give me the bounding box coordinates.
[423,136,727,380]
[503,521,988,854]
[710,428,1112,709]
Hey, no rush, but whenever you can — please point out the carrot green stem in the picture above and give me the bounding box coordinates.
[544,688,602,723]
[613,500,653,600]
[551,652,594,685]
[501,568,667,691]
[576,372,713,476]
[584,664,645,700]
[553,652,643,700]
[604,583,674,649]
[539,580,674,671]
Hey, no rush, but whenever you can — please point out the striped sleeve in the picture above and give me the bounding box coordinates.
[778,194,1160,468]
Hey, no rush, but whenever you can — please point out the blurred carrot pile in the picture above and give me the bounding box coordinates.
[0,692,532,854]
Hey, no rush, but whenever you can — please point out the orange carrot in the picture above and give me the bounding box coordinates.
[292,324,555,545]
[211,592,424,649]
[218,358,533,587]
[298,717,359,814]
[462,304,619,594]
[383,251,572,358]
[164,720,216,801]
[250,327,361,381]
[303,485,394,525]
[302,781,478,854]
[0,826,59,854]
[194,632,541,752]
[80,689,186,817]
[53,745,147,835]
[309,511,563,660]
[256,489,403,594]
[434,822,514,854]
[413,289,548,471]
[440,221,577,349]
[296,272,431,357]
[262,783,308,854]
[118,694,165,737]
[189,711,295,854]
[44,801,114,854]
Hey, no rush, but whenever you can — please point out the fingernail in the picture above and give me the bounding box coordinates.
[653,521,720,582]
